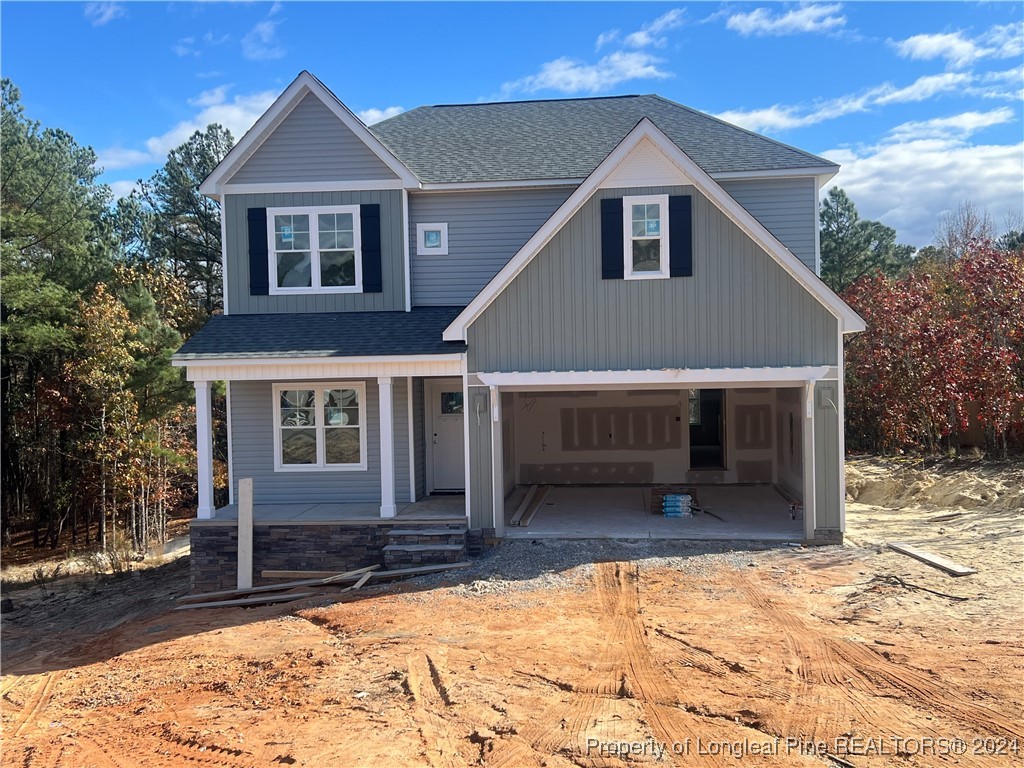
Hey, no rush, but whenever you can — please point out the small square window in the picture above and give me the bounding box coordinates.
[416,222,449,256]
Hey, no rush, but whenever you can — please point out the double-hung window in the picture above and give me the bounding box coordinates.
[273,382,366,471]
[268,205,362,293]
[623,194,670,279]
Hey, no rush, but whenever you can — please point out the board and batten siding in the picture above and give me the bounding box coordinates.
[467,386,493,529]
[224,190,405,314]
[813,379,842,533]
[226,92,399,184]
[229,378,412,506]
[719,177,818,274]
[408,187,573,306]
[467,185,839,374]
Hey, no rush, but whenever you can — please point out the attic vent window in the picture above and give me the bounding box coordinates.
[416,222,449,256]
[623,194,670,280]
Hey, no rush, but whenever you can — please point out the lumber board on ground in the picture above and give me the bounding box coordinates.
[518,485,551,527]
[260,561,473,582]
[174,591,318,610]
[888,542,977,576]
[508,485,539,527]
[351,571,373,590]
[179,565,380,603]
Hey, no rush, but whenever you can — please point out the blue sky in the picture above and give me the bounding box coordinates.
[2,1,1021,246]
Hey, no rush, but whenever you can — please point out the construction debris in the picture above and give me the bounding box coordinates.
[888,542,977,576]
[174,591,318,610]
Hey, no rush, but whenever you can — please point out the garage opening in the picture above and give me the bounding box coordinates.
[497,386,806,540]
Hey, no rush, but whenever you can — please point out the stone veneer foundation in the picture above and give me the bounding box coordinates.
[189,520,495,594]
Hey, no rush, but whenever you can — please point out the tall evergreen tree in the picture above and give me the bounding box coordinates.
[819,187,915,293]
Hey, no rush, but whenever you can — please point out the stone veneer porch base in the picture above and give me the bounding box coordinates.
[189,520,496,594]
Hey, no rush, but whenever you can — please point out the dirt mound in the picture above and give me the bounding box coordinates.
[845,458,1024,511]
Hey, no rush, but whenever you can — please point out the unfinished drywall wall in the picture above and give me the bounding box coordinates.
[512,390,688,484]
[727,389,778,484]
[775,387,804,499]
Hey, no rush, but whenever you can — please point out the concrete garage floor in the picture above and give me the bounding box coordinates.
[504,485,803,541]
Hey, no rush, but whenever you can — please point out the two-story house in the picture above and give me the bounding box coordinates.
[174,71,864,592]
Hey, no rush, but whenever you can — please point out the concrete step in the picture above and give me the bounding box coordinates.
[387,527,467,537]
[386,527,466,546]
[383,543,467,568]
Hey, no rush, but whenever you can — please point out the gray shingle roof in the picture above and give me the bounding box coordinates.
[369,94,837,185]
[174,307,466,360]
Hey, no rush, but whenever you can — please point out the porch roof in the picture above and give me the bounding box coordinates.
[173,307,467,361]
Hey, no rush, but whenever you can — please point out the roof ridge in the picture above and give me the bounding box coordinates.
[431,94,642,108]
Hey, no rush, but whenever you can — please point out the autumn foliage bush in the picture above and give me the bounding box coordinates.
[843,241,1024,456]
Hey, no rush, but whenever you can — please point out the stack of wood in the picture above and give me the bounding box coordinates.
[175,561,472,610]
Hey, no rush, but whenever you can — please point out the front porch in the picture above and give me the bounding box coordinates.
[203,494,466,524]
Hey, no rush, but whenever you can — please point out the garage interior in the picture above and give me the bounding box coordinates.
[497,387,806,540]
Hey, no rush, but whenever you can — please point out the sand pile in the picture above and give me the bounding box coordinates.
[846,458,1024,511]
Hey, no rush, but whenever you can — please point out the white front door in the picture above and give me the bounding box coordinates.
[426,378,465,492]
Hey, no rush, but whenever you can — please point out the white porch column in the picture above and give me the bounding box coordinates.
[801,380,817,540]
[378,377,397,518]
[194,380,215,520]
[489,386,505,537]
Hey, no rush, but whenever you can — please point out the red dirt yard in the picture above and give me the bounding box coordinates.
[2,459,1022,767]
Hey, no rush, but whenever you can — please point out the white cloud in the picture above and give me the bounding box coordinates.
[824,128,1024,246]
[726,3,845,37]
[84,2,125,27]
[595,29,620,51]
[873,72,972,105]
[174,31,229,58]
[242,20,285,61]
[623,9,685,48]
[358,106,404,125]
[886,108,1015,142]
[717,72,981,133]
[500,51,671,96]
[893,22,1024,69]
[108,180,140,199]
[98,86,276,172]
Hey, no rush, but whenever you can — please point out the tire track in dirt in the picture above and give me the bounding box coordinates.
[405,652,466,768]
[10,670,63,739]
[488,562,811,768]
[733,571,1023,763]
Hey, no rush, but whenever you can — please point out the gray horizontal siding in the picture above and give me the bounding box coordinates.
[412,377,425,500]
[467,185,838,373]
[230,379,382,504]
[393,377,411,503]
[720,177,817,273]
[224,190,405,314]
[409,187,573,306]
[227,92,399,184]
[814,380,842,531]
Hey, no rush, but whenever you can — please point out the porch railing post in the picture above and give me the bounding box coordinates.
[194,379,215,520]
[378,377,397,518]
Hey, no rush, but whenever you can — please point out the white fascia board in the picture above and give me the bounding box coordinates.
[443,118,864,340]
[220,180,406,195]
[709,166,839,181]
[199,71,419,197]
[172,353,465,368]
[477,366,830,389]
[417,178,584,192]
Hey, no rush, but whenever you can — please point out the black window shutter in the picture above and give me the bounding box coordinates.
[360,204,382,293]
[600,197,624,280]
[247,208,269,295]
[669,195,693,277]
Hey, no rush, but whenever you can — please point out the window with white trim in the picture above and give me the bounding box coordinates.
[268,205,362,293]
[416,222,449,256]
[273,382,366,470]
[623,194,670,279]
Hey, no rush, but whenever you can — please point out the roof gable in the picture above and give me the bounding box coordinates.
[200,72,417,196]
[443,119,864,341]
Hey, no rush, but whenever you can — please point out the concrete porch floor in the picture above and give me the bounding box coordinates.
[504,485,803,541]
[205,494,467,523]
